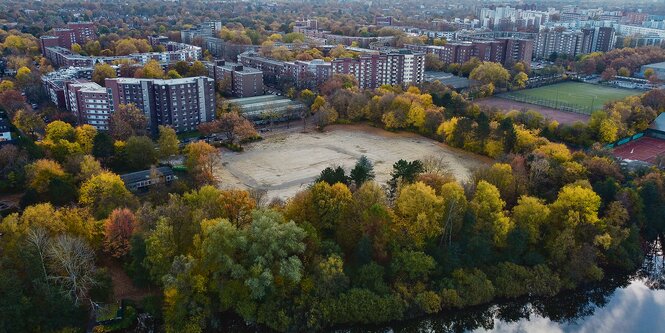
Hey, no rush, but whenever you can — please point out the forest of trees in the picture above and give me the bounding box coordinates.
[1,1,665,331]
[2,70,665,331]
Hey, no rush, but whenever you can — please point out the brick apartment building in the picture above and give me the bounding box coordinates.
[406,37,533,67]
[331,50,425,89]
[105,77,216,134]
[238,49,423,90]
[64,81,113,130]
[375,16,394,26]
[42,67,95,108]
[39,22,97,55]
[205,60,264,97]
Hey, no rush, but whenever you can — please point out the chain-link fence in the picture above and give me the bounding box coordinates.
[497,92,594,115]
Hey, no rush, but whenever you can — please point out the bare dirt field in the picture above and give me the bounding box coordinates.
[474,97,590,125]
[215,124,490,200]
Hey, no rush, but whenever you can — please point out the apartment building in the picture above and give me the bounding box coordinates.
[591,27,616,52]
[331,50,425,89]
[283,59,333,89]
[42,67,95,108]
[44,42,202,68]
[148,35,169,47]
[39,22,97,54]
[407,37,532,67]
[64,81,113,130]
[105,77,215,134]
[181,21,223,44]
[534,30,588,58]
[375,16,394,26]
[206,60,264,97]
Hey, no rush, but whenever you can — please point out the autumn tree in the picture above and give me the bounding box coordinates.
[79,171,135,218]
[26,159,67,193]
[470,180,511,248]
[394,182,444,247]
[512,71,528,89]
[313,103,338,130]
[187,61,208,77]
[198,112,257,144]
[92,63,117,85]
[45,120,75,142]
[440,182,467,245]
[15,66,32,88]
[78,155,103,182]
[185,141,220,186]
[13,109,44,138]
[470,62,510,89]
[109,103,148,140]
[103,208,136,258]
[136,59,165,79]
[75,124,97,154]
[157,125,179,158]
[0,89,27,118]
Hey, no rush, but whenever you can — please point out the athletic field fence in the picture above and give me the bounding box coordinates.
[496,92,596,115]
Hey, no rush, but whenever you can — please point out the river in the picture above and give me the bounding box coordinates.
[221,242,665,333]
[341,241,665,333]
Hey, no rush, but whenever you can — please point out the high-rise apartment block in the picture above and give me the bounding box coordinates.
[105,77,216,134]
[205,60,264,97]
[64,82,113,131]
[407,38,533,68]
[331,50,425,89]
[534,27,614,59]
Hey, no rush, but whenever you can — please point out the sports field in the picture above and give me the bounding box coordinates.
[499,82,641,115]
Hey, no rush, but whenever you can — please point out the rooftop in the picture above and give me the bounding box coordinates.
[651,112,665,133]
[69,81,106,92]
[644,61,665,69]
[111,76,211,85]
[424,71,471,89]
[120,166,174,184]
[0,118,10,132]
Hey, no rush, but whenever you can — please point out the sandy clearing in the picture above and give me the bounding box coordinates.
[215,124,489,201]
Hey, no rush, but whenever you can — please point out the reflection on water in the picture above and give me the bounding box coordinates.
[344,240,665,333]
[221,242,665,333]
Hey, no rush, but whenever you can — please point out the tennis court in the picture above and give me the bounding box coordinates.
[613,137,665,163]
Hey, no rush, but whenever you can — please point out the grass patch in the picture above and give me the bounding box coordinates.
[499,82,641,114]
[177,130,202,140]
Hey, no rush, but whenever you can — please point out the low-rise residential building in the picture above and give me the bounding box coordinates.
[120,166,176,192]
[0,118,12,142]
[43,42,201,68]
[228,95,305,123]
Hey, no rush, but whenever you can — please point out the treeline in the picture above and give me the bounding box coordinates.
[310,75,665,153]
[3,145,662,331]
[575,46,665,78]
